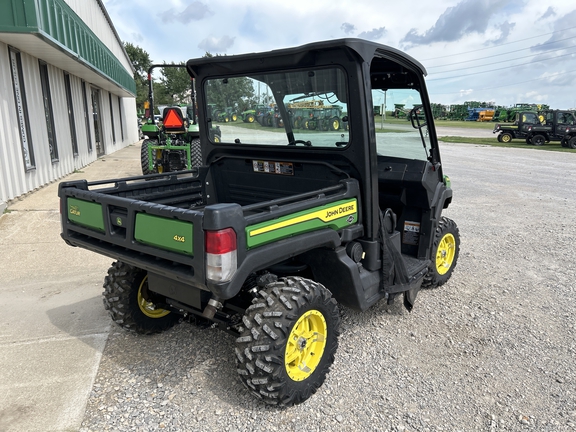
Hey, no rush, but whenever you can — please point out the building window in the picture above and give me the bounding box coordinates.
[64,72,78,156]
[39,61,58,162]
[109,93,116,144]
[118,96,124,141]
[91,87,105,157]
[9,47,35,170]
[82,80,93,152]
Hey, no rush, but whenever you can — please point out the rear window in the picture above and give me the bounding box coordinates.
[203,67,350,148]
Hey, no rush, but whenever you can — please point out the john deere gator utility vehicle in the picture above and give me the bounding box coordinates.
[524,110,575,146]
[493,110,541,143]
[59,39,460,406]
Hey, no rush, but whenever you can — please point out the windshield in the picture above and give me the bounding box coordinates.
[204,67,349,148]
[372,88,431,161]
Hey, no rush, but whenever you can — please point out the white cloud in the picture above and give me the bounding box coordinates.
[102,0,576,108]
[198,35,236,53]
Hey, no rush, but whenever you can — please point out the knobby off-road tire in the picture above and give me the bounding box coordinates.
[235,277,340,406]
[422,217,460,288]
[141,139,157,175]
[102,261,179,335]
[500,132,512,143]
[569,137,576,149]
[190,138,202,167]
[532,134,545,146]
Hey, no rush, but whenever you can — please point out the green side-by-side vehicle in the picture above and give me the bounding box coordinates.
[59,39,460,406]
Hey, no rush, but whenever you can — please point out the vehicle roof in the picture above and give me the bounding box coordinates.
[186,38,427,78]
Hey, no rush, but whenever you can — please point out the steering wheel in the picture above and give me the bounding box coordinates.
[288,140,312,146]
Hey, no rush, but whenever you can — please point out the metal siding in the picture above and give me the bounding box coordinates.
[0,41,137,204]
[22,51,53,191]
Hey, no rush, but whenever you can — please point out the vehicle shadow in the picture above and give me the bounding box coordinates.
[45,294,110,351]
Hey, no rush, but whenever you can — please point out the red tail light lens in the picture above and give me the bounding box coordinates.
[206,228,236,254]
[205,228,237,282]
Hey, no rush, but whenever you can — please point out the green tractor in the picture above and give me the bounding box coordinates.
[219,107,238,122]
[495,103,548,123]
[317,106,344,131]
[141,64,221,175]
[208,105,238,123]
[240,104,268,123]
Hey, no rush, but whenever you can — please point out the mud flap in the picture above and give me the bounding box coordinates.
[403,286,419,311]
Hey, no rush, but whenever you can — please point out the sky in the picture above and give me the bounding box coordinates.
[102,0,576,110]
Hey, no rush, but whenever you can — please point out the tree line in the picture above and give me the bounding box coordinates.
[125,43,262,116]
[124,42,193,113]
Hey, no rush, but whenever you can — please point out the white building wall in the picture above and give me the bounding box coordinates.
[0,41,138,204]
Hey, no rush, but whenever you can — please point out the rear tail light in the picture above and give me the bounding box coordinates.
[205,228,237,282]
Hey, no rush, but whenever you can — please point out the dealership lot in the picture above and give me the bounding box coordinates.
[1,136,575,431]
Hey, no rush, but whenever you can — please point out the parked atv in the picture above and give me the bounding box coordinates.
[59,39,460,406]
[493,111,541,143]
[561,124,576,149]
[524,110,575,146]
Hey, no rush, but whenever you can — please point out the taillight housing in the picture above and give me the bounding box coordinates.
[205,228,237,282]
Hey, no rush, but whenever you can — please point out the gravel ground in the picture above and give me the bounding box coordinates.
[80,142,576,432]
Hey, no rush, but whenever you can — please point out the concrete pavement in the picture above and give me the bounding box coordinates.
[0,127,496,430]
[0,144,142,432]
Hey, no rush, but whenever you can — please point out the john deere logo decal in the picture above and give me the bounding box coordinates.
[116,217,122,226]
[324,203,355,220]
[246,199,358,248]
[69,205,80,216]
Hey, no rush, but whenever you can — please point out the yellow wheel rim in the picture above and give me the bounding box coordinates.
[332,119,339,130]
[436,233,456,275]
[502,134,511,143]
[137,276,170,318]
[213,135,220,143]
[285,310,327,381]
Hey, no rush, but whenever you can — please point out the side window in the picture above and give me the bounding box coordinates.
[371,88,430,161]
[558,112,574,124]
[522,112,538,124]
